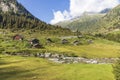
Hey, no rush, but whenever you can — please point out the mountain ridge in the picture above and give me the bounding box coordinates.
[55,5,120,34]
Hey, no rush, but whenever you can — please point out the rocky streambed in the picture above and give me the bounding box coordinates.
[5,52,118,64]
[48,57,117,64]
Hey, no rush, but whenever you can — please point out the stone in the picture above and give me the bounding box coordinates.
[61,39,69,44]
[44,53,52,58]
[51,54,60,58]
[39,53,45,58]
[73,40,80,45]
[88,40,94,44]
[46,38,53,43]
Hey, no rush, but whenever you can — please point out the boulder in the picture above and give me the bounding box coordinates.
[46,38,53,43]
[61,39,69,44]
[73,40,80,45]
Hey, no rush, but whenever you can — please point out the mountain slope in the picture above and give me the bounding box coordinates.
[92,4,120,33]
[102,5,120,29]
[100,8,111,13]
[0,0,45,29]
[56,5,120,33]
[0,0,72,35]
[56,13,105,33]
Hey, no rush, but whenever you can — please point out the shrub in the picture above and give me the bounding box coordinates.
[113,58,120,80]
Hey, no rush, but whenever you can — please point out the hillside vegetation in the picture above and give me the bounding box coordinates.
[56,13,104,33]
[0,0,73,36]
[0,29,119,58]
[56,5,120,34]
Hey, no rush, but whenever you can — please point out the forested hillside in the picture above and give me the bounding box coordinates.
[0,0,73,36]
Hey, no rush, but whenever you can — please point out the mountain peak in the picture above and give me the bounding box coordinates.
[0,0,16,2]
[100,8,111,13]
[0,0,31,16]
[0,0,17,12]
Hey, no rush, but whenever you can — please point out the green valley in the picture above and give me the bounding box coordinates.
[0,0,120,80]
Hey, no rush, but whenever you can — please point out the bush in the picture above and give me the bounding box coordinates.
[113,58,120,80]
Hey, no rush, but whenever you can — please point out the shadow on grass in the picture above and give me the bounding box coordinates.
[0,60,24,65]
[0,58,39,80]
[0,56,59,80]
[0,66,38,80]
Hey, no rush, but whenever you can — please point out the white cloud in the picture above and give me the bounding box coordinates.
[50,10,71,24]
[50,0,119,24]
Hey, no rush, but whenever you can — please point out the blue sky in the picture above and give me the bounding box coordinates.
[17,0,69,23]
[17,0,120,24]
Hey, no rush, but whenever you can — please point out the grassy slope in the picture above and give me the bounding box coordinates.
[0,29,120,58]
[47,39,120,58]
[56,13,104,33]
[0,54,115,80]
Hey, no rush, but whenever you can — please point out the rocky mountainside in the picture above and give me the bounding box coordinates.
[100,8,111,13]
[56,5,120,34]
[0,0,31,15]
[56,12,105,33]
[103,5,120,28]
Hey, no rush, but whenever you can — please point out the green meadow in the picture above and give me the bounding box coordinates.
[46,39,120,58]
[0,54,115,80]
[0,30,119,80]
